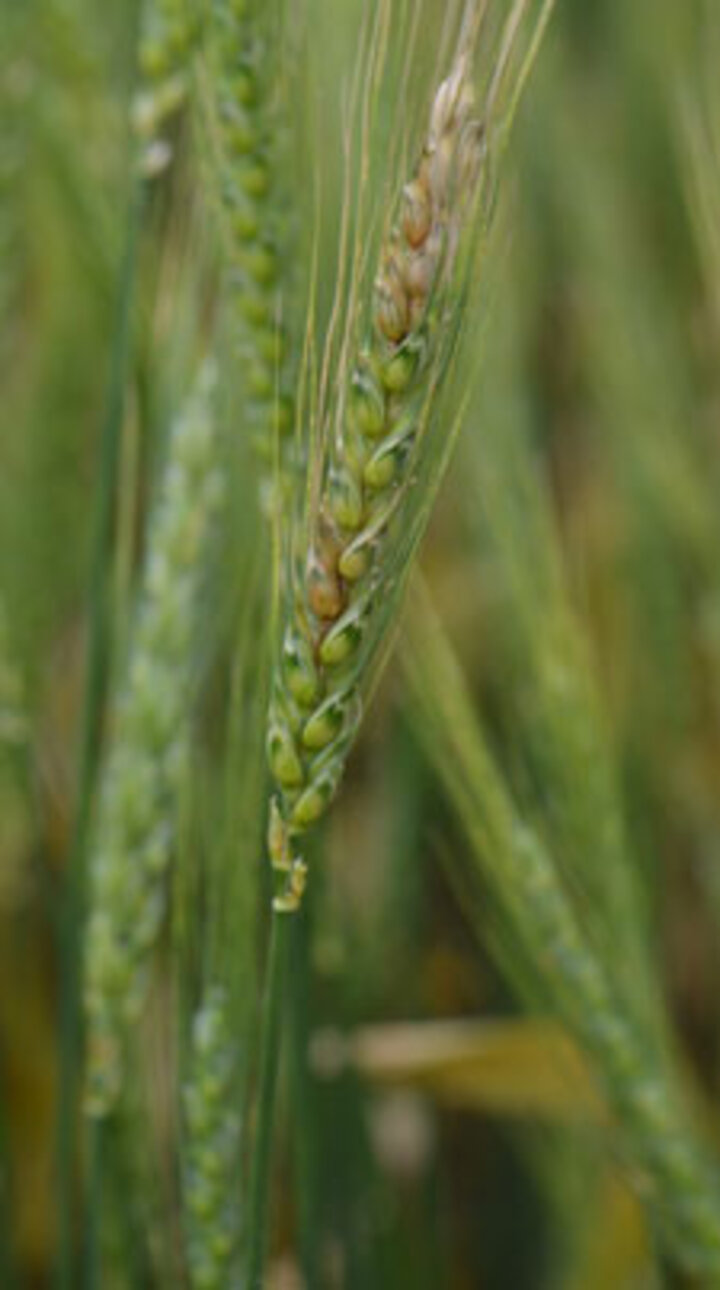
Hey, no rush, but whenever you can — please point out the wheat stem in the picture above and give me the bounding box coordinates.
[288,902,322,1289]
[245,908,292,1289]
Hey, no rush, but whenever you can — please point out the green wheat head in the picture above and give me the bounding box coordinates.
[265,1,553,913]
[84,363,223,1116]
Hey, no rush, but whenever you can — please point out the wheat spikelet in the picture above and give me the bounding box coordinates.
[83,364,223,1117]
[133,0,202,178]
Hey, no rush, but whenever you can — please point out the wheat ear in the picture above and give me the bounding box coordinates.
[244,43,486,1287]
[202,0,295,504]
[83,363,223,1117]
[405,587,720,1279]
[182,986,243,1289]
[245,8,558,1276]
[266,51,484,912]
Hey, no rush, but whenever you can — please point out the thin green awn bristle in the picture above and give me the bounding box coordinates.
[83,364,223,1118]
[266,52,484,912]
[182,986,242,1290]
[206,0,295,503]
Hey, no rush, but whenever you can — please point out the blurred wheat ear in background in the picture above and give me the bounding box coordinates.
[2,0,720,1287]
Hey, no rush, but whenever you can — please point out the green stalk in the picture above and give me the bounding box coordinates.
[245,908,293,1289]
[55,183,143,1290]
[289,901,322,1290]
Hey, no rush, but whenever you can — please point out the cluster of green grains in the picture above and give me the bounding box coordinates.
[133,0,201,178]
[207,0,294,500]
[183,987,242,1290]
[84,365,223,1118]
[265,57,484,910]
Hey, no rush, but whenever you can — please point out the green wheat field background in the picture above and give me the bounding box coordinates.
[2,0,720,1286]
